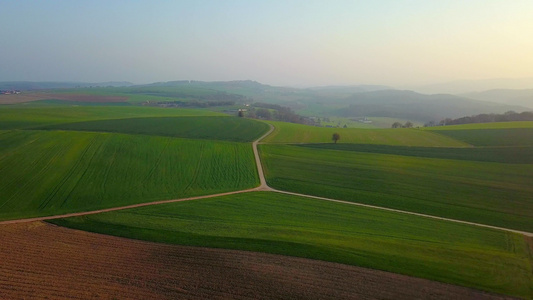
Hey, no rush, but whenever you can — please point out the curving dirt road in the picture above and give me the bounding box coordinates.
[1,122,532,240]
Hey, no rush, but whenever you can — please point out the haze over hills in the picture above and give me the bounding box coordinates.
[461,89,533,109]
[409,77,533,95]
[1,80,530,123]
[319,89,527,122]
[0,81,134,90]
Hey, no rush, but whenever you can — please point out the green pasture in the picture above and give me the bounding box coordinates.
[0,130,258,221]
[262,121,469,147]
[260,144,533,232]
[49,85,241,103]
[0,105,223,130]
[301,143,533,164]
[425,121,533,130]
[367,117,424,128]
[431,128,533,147]
[51,192,533,299]
[38,116,270,142]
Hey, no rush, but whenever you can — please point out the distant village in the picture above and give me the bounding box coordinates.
[1,90,21,95]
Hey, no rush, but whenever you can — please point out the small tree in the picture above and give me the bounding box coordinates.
[238,110,244,117]
[392,122,402,128]
[332,133,340,144]
[404,121,413,128]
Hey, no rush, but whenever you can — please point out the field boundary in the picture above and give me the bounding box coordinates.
[2,122,532,238]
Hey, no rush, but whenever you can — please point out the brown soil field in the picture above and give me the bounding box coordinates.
[0,93,52,104]
[0,93,127,104]
[0,222,514,300]
[46,93,128,102]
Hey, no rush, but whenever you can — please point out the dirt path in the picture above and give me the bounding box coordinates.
[1,122,532,240]
[0,221,513,300]
[272,189,533,237]
[253,123,275,191]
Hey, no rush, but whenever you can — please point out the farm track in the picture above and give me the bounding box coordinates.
[1,122,532,239]
[0,221,514,299]
[0,122,530,298]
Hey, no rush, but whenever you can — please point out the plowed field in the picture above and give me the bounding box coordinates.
[0,222,512,299]
[0,93,127,104]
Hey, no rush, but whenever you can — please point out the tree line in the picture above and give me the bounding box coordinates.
[432,111,533,126]
[244,103,318,126]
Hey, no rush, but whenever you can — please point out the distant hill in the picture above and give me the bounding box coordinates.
[410,78,533,94]
[306,85,391,93]
[332,90,527,122]
[0,81,134,90]
[135,82,530,122]
[3,80,528,123]
[461,89,533,109]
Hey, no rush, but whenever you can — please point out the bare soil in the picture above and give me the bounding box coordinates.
[0,93,127,104]
[46,93,128,102]
[0,93,51,104]
[0,222,513,300]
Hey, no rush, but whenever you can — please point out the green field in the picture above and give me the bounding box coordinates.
[260,144,533,232]
[37,116,270,142]
[425,121,533,130]
[431,128,533,146]
[301,143,533,164]
[50,192,533,299]
[2,100,533,298]
[262,121,469,146]
[0,104,223,130]
[0,130,258,221]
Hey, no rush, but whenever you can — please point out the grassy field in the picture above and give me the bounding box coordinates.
[425,121,533,130]
[301,143,533,164]
[260,144,533,232]
[0,130,258,221]
[37,116,270,142]
[430,128,533,146]
[262,121,469,146]
[50,192,533,299]
[0,104,223,130]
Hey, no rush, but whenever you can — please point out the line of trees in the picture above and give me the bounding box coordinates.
[391,121,413,128]
[246,103,318,126]
[434,111,533,126]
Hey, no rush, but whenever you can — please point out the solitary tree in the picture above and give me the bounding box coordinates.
[392,122,402,128]
[237,110,244,117]
[332,133,340,144]
[404,121,413,128]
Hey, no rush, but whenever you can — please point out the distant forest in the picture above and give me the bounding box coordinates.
[434,111,533,126]
[246,103,318,126]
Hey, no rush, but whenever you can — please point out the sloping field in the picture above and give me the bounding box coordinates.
[0,93,53,104]
[262,121,469,146]
[431,128,533,146]
[260,144,533,232]
[301,143,533,164]
[45,93,128,102]
[425,121,533,130]
[0,92,128,104]
[51,192,533,299]
[0,130,257,221]
[0,222,510,300]
[0,105,223,130]
[38,116,270,142]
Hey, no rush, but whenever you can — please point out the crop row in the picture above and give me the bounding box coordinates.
[50,192,533,299]
[260,144,533,232]
[0,105,223,130]
[300,143,533,164]
[0,130,258,221]
[37,116,270,142]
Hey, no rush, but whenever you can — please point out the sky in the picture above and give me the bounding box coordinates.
[1,0,533,87]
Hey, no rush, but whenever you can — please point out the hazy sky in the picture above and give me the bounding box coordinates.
[1,0,532,87]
